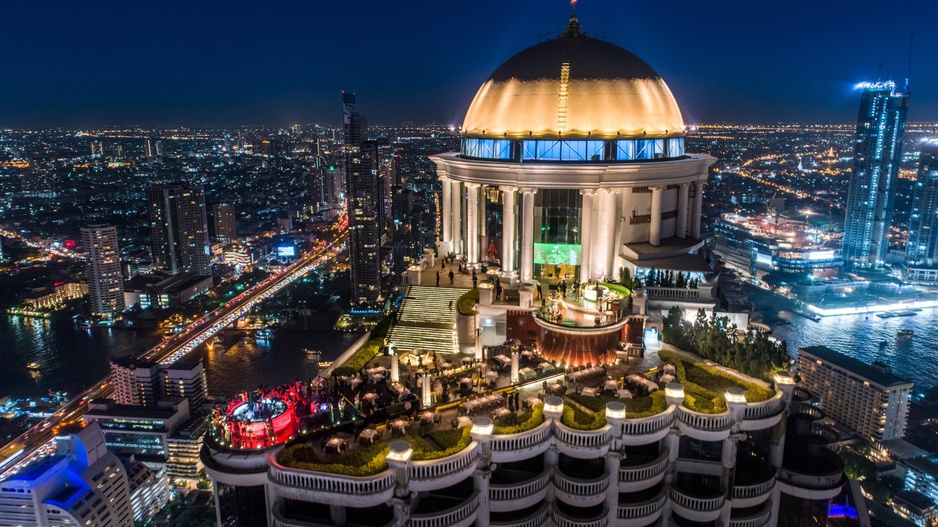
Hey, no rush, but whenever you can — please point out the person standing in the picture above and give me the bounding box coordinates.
[449,270,455,285]
[436,271,441,287]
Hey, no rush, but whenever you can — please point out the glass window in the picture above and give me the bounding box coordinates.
[616,140,635,160]
[653,139,666,158]
[536,140,561,160]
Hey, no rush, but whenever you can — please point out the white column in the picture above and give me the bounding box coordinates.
[510,350,520,384]
[691,180,705,239]
[466,183,480,266]
[676,183,690,239]
[603,453,621,526]
[390,352,399,383]
[478,185,487,262]
[591,189,614,280]
[579,189,596,282]
[441,175,452,246]
[603,189,619,277]
[520,188,537,283]
[650,186,665,246]
[451,180,462,255]
[500,187,517,274]
[421,375,431,407]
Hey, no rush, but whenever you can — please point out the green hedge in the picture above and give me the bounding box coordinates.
[598,282,631,298]
[561,399,607,430]
[493,406,545,435]
[458,288,480,316]
[412,427,472,461]
[623,391,669,419]
[658,349,774,414]
[567,393,608,413]
[333,338,385,377]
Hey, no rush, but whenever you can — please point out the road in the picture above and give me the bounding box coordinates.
[0,228,347,480]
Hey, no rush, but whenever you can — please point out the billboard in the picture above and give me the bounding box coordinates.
[533,243,581,266]
[277,246,296,257]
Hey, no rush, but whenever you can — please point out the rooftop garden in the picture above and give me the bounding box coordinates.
[332,315,393,376]
[661,306,789,381]
[457,288,480,316]
[493,405,544,435]
[658,348,775,414]
[277,426,473,477]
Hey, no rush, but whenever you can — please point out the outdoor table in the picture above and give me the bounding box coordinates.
[441,362,452,369]
[457,416,472,428]
[618,389,633,399]
[325,437,348,454]
[364,366,386,376]
[518,367,536,380]
[391,419,409,433]
[567,366,605,382]
[493,407,511,417]
[659,374,675,384]
[524,397,543,408]
[581,387,597,397]
[548,382,562,392]
[362,393,378,402]
[603,380,619,391]
[369,373,385,382]
[420,411,436,425]
[536,363,553,373]
[350,378,363,388]
[462,357,474,364]
[521,351,534,359]
[493,355,511,366]
[359,428,378,444]
[662,364,676,374]
[627,374,659,391]
[460,377,472,385]
[483,371,499,383]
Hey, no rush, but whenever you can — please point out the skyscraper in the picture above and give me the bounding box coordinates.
[343,93,382,305]
[147,182,212,276]
[144,137,156,158]
[907,142,938,265]
[81,224,125,315]
[213,201,237,244]
[842,81,909,267]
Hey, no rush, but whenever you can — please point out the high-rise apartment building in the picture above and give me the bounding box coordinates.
[907,142,938,265]
[0,423,167,527]
[797,345,912,441]
[843,81,909,267]
[110,357,161,407]
[343,93,382,305]
[213,201,237,244]
[155,140,164,157]
[147,182,212,276]
[81,224,125,315]
[161,360,208,410]
[144,137,156,158]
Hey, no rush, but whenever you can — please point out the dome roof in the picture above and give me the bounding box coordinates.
[461,16,685,140]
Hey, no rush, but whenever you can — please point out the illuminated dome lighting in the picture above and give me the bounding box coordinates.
[461,14,684,141]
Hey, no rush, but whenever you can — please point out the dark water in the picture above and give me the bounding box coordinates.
[0,315,361,400]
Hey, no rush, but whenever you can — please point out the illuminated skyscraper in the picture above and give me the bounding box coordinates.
[81,224,125,315]
[907,142,938,265]
[147,183,212,276]
[343,93,382,305]
[842,81,909,267]
[213,201,237,244]
[144,137,156,158]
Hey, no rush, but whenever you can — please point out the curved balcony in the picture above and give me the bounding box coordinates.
[409,490,480,527]
[553,422,612,459]
[618,448,669,493]
[554,470,611,508]
[409,443,481,492]
[550,502,609,527]
[731,477,774,509]
[619,407,675,446]
[272,502,396,527]
[669,486,725,523]
[490,468,551,512]
[741,393,785,431]
[491,502,550,527]
[676,407,731,442]
[268,451,395,508]
[490,419,552,463]
[617,485,668,527]
[729,504,772,527]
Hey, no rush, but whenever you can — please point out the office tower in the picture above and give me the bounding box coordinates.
[0,423,168,527]
[155,140,164,157]
[81,224,126,315]
[147,182,212,276]
[343,93,382,305]
[90,140,104,157]
[907,142,938,264]
[145,137,156,158]
[213,201,237,244]
[161,360,208,410]
[110,357,161,407]
[797,345,912,441]
[842,81,909,267]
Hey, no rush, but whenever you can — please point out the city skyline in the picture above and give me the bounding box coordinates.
[2,0,937,128]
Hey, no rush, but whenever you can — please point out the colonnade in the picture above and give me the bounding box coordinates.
[438,175,706,283]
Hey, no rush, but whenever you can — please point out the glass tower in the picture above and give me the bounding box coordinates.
[842,81,909,267]
[907,143,938,264]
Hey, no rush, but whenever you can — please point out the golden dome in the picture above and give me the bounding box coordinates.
[461,18,685,141]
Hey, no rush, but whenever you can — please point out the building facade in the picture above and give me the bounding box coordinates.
[147,182,212,276]
[797,345,912,442]
[214,201,237,244]
[842,81,909,267]
[81,224,126,315]
[907,142,938,265]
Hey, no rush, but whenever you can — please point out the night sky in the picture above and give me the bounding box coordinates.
[2,0,937,128]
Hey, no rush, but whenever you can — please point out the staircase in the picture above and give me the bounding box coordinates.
[387,285,469,357]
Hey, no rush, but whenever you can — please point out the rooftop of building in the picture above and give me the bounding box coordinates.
[110,355,157,369]
[902,455,938,475]
[894,490,936,511]
[799,345,913,389]
[5,454,67,483]
[85,398,181,420]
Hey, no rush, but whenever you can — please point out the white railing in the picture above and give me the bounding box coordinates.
[268,459,395,496]
[617,488,668,519]
[490,420,551,453]
[621,407,675,436]
[619,449,669,482]
[669,486,725,512]
[554,471,610,496]
[491,502,549,527]
[410,443,480,481]
[554,423,612,449]
[733,478,775,500]
[490,469,550,502]
[744,393,783,420]
[550,503,608,527]
[409,491,479,527]
[645,287,702,300]
[729,507,771,527]
[677,407,731,431]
